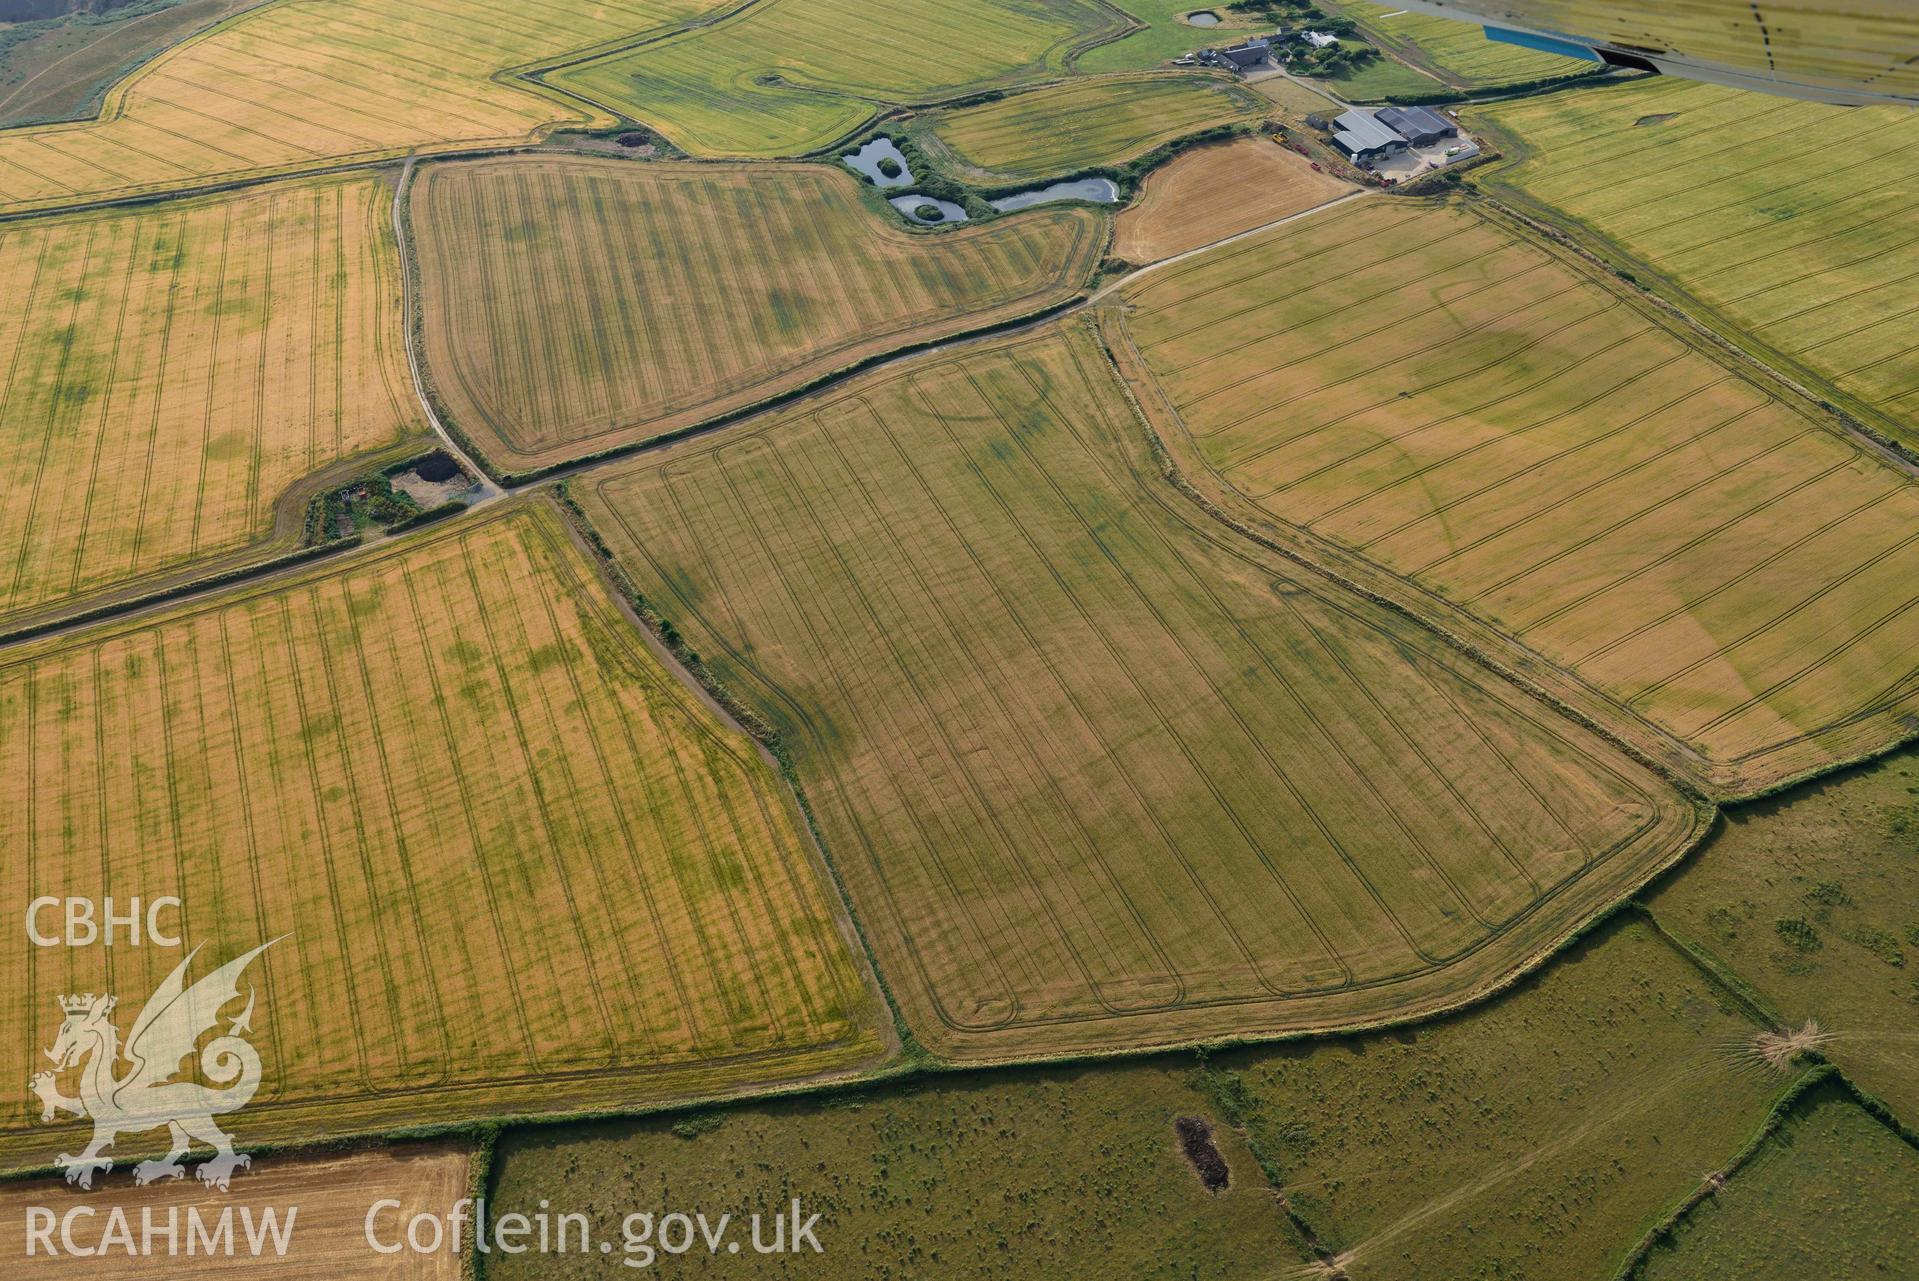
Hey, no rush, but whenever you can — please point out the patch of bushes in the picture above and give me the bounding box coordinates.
[1775,917,1823,952]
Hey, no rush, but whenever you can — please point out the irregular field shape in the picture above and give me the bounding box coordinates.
[412,155,1104,473]
[1638,1084,1919,1281]
[1215,916,1783,1279]
[1330,0,1588,88]
[1644,746,1919,1120]
[546,0,1127,157]
[1117,198,1919,789]
[0,0,712,214]
[1078,0,1263,74]
[0,502,886,1170]
[1471,79,1919,449]
[0,171,421,633]
[577,322,1702,1059]
[1114,137,1353,263]
[0,1142,469,1278]
[489,1062,1287,1280]
[920,72,1260,182]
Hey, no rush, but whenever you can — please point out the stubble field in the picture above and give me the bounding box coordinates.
[1114,197,1919,792]
[575,320,1703,1061]
[0,1142,469,1278]
[0,171,423,635]
[1470,79,1919,451]
[545,0,1128,158]
[1113,138,1353,263]
[0,501,887,1172]
[0,0,711,214]
[410,155,1104,474]
[916,72,1262,182]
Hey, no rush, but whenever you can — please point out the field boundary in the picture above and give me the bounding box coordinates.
[1105,193,1919,798]
[1467,91,1919,467]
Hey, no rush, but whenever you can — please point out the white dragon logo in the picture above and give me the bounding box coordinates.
[28,939,279,1191]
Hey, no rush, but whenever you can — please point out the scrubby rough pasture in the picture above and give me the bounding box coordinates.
[577,322,1702,1060]
[546,0,1128,157]
[1470,80,1919,451]
[0,0,264,128]
[1210,916,1786,1280]
[0,172,421,634]
[918,72,1261,182]
[1326,0,1589,88]
[0,502,886,1171]
[0,0,711,213]
[1644,747,1919,1121]
[1114,137,1352,263]
[412,156,1104,473]
[0,1142,469,1278]
[1115,198,1919,792]
[489,1063,1284,1280]
[1636,1084,1919,1281]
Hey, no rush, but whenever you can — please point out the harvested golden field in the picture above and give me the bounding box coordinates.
[576,321,1703,1061]
[1470,79,1919,451]
[0,1142,468,1277]
[0,171,422,635]
[0,501,888,1173]
[1114,197,1919,793]
[1113,138,1354,264]
[917,73,1262,182]
[411,155,1103,474]
[0,0,712,214]
[546,0,1127,158]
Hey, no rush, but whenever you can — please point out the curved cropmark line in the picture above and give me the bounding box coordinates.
[1173,253,1553,415]
[1260,323,1673,513]
[992,348,1468,962]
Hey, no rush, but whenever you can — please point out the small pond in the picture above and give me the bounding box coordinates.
[988,177,1121,213]
[1185,9,1221,25]
[890,194,969,225]
[843,137,914,188]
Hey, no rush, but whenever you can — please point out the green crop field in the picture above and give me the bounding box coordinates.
[1470,79,1919,452]
[489,1061,1291,1279]
[916,72,1262,182]
[544,0,1128,158]
[1078,1,1264,73]
[1643,746,1919,1120]
[1209,914,1789,1280]
[1325,0,1591,88]
[1635,1083,1919,1281]
[0,0,711,214]
[411,155,1104,474]
[0,171,425,635]
[1113,197,1919,794]
[1313,50,1443,102]
[575,320,1702,1061]
[0,501,889,1171]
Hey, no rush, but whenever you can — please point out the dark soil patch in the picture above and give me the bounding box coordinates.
[1634,113,1679,127]
[1175,1116,1229,1191]
[409,450,462,483]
